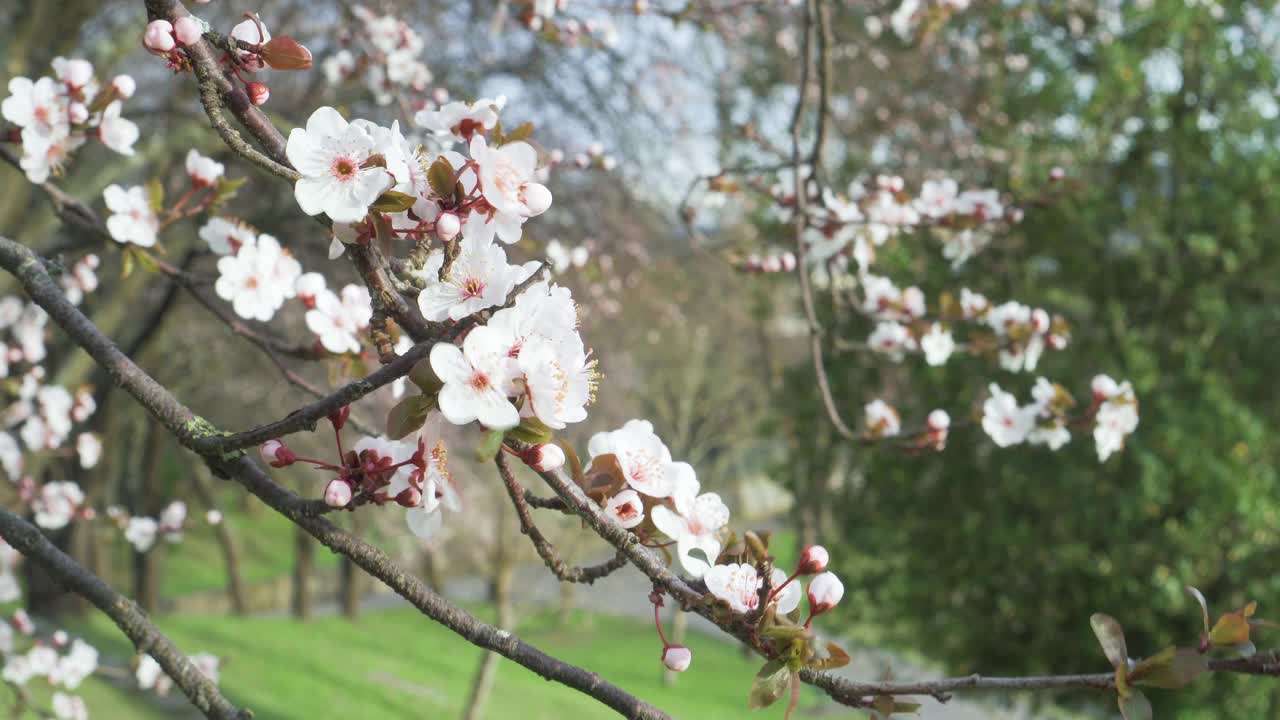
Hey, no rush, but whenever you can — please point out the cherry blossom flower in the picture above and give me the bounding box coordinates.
[16,128,84,184]
[306,284,372,354]
[198,217,256,255]
[587,420,681,498]
[920,323,955,366]
[487,281,580,355]
[135,655,168,693]
[471,135,553,219]
[102,185,159,247]
[982,383,1036,447]
[0,432,21,479]
[96,101,138,155]
[51,639,97,689]
[704,562,761,613]
[651,485,728,578]
[518,336,595,429]
[230,18,271,71]
[430,326,520,430]
[1094,376,1139,461]
[864,399,901,438]
[51,693,87,720]
[770,567,802,615]
[416,236,522,321]
[214,235,298,321]
[76,433,100,469]
[867,321,913,360]
[125,517,159,552]
[285,106,394,223]
[605,489,645,529]
[2,76,64,139]
[33,481,84,530]
[914,177,957,218]
[414,96,506,144]
[159,501,186,539]
[185,149,225,187]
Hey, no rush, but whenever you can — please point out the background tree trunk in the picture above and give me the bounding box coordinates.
[191,470,248,615]
[132,424,164,613]
[461,562,514,720]
[339,514,363,619]
[291,525,314,620]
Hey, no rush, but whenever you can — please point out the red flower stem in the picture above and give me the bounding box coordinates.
[766,570,800,605]
[653,600,670,649]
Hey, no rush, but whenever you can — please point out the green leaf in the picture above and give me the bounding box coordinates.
[120,247,134,278]
[386,394,434,440]
[1090,613,1129,671]
[428,157,455,199]
[1118,689,1152,720]
[747,659,789,710]
[501,121,534,145]
[132,247,159,274]
[211,176,248,211]
[1132,647,1208,689]
[505,416,554,445]
[408,357,442,394]
[808,641,851,671]
[1209,610,1253,647]
[369,190,417,213]
[145,179,165,214]
[474,429,506,462]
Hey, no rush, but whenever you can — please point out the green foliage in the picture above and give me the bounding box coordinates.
[765,3,1280,717]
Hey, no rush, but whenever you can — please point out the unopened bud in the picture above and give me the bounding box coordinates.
[323,478,353,508]
[328,405,350,431]
[525,443,565,472]
[927,409,951,431]
[259,439,296,467]
[1091,374,1118,401]
[67,103,88,125]
[1049,166,1065,181]
[206,510,223,525]
[435,212,461,241]
[52,630,68,647]
[246,81,270,106]
[797,544,829,575]
[661,645,692,672]
[111,75,137,99]
[173,16,204,46]
[806,571,844,617]
[144,19,176,53]
[780,252,797,272]
[260,35,314,71]
[1030,308,1049,333]
[395,486,422,508]
[520,183,553,217]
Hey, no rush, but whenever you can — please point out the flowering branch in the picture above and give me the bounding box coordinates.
[0,506,250,720]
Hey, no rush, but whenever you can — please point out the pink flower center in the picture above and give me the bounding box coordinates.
[617,503,639,521]
[468,371,491,392]
[332,157,358,181]
[460,276,485,299]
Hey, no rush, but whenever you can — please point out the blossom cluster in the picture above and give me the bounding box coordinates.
[982,374,1139,461]
[0,294,101,485]
[1,57,137,183]
[323,5,432,107]
[1,625,99,720]
[106,501,188,553]
[103,149,229,249]
[136,651,220,696]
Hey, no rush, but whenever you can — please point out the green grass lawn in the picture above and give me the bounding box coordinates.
[53,605,825,720]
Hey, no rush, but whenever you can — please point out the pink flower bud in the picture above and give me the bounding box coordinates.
[1030,308,1049,333]
[112,75,137,99]
[661,645,692,672]
[780,252,797,272]
[246,81,270,106]
[324,478,353,508]
[806,571,844,616]
[435,212,461,241]
[1049,166,1065,181]
[144,20,176,53]
[1091,374,1118,401]
[395,486,422,508]
[12,610,33,636]
[173,16,204,46]
[259,439,296,467]
[520,183,553,217]
[797,544,829,575]
[526,443,565,472]
[328,405,350,431]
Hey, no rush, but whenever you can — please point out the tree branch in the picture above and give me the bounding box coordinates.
[0,507,251,720]
[496,453,629,585]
